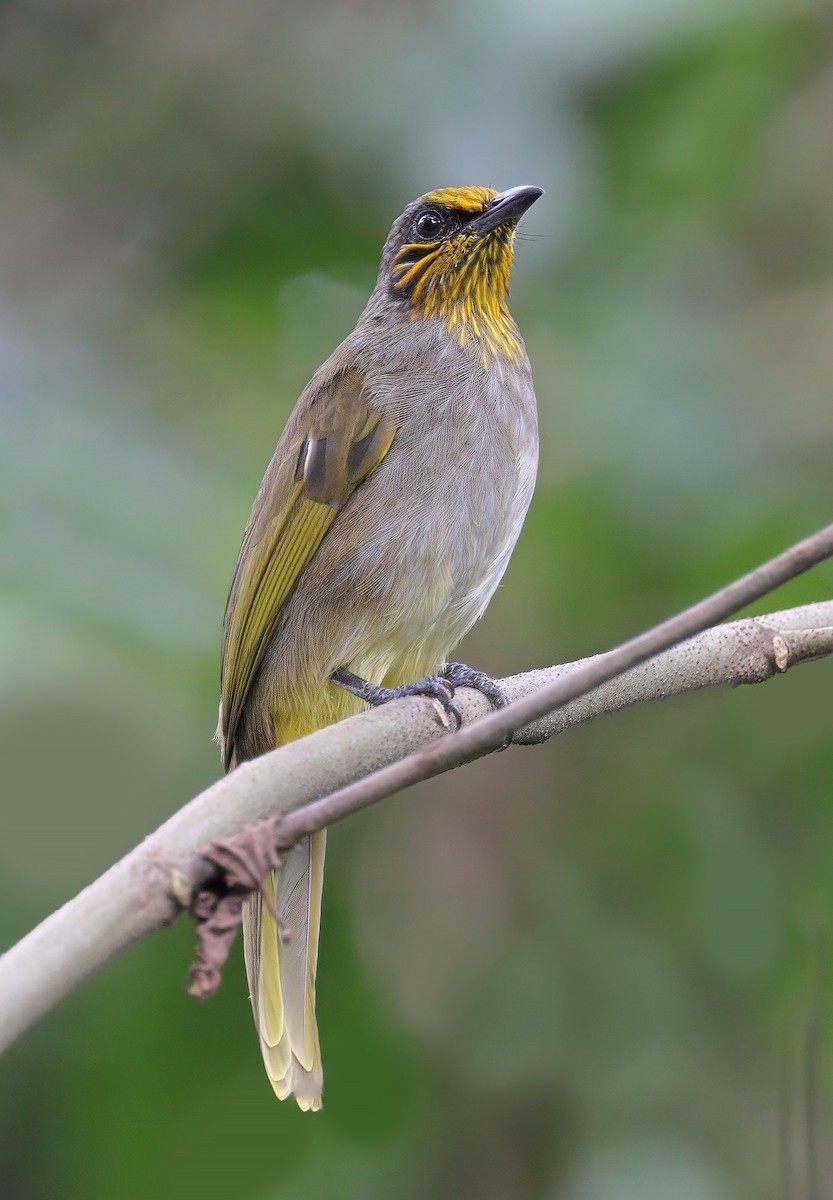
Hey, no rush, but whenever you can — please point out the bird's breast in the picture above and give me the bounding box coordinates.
[257,341,538,721]
[347,355,538,669]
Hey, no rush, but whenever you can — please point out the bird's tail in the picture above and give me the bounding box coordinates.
[242,829,327,1111]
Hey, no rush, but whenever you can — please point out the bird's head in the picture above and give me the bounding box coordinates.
[379,184,543,361]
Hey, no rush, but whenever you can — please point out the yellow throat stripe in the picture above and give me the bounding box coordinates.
[393,187,524,364]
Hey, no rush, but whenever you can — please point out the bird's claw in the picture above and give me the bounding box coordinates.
[331,662,511,744]
[441,661,513,750]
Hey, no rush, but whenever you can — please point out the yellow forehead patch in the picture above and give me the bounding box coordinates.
[423,186,497,214]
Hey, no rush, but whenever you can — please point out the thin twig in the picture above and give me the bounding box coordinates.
[274,525,833,848]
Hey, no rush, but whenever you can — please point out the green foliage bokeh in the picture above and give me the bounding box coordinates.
[1,2,832,1197]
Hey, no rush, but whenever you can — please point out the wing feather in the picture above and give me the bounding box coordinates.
[220,368,396,766]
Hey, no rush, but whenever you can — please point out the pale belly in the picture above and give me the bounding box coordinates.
[346,433,537,689]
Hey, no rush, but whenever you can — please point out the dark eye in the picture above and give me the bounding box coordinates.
[414,209,447,240]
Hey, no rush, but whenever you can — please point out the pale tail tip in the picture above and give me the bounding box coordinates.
[270,1066,323,1112]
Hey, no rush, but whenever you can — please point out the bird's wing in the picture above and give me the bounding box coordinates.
[220,368,396,766]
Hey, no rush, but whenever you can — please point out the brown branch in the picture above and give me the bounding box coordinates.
[0,522,832,1049]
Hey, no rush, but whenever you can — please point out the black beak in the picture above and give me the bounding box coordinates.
[471,185,543,235]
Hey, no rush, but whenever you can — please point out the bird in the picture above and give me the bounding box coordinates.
[218,183,543,1111]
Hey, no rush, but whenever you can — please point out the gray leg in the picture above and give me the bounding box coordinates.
[331,662,512,743]
[331,667,462,729]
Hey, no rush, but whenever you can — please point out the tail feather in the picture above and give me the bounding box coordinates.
[242,830,326,1111]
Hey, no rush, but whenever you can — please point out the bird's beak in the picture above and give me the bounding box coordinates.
[471,185,544,235]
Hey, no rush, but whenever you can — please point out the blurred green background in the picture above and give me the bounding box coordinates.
[2,0,833,1197]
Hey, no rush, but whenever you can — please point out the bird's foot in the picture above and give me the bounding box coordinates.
[331,667,461,729]
[441,661,512,750]
[440,662,510,710]
[331,661,511,743]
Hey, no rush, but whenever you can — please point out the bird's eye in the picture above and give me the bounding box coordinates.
[414,209,447,240]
